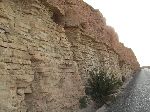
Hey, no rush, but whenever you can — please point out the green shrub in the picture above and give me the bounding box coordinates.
[85,69,122,107]
[79,96,87,109]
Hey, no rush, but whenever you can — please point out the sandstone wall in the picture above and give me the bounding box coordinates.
[0,0,140,112]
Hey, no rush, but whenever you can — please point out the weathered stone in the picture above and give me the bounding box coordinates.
[0,0,139,112]
[0,62,6,69]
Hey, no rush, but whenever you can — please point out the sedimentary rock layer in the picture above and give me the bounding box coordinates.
[0,0,139,111]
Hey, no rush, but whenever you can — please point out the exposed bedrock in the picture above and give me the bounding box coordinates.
[0,0,139,111]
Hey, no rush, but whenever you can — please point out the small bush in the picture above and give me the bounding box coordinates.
[79,96,87,109]
[85,69,122,107]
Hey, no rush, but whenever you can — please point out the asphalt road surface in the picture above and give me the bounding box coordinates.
[107,69,150,112]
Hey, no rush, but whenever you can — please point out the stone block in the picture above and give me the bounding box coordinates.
[0,62,6,69]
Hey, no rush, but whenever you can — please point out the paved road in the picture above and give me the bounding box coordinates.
[107,69,150,112]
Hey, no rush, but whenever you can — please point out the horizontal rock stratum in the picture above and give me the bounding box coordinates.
[0,0,140,111]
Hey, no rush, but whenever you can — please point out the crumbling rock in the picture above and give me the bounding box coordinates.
[0,0,139,111]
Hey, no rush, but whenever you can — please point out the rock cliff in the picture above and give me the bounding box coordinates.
[0,0,140,111]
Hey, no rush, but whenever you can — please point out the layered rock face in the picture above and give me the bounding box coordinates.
[0,0,140,112]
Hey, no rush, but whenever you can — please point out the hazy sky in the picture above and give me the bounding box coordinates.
[83,0,150,66]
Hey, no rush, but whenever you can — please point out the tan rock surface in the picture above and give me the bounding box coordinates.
[0,0,139,111]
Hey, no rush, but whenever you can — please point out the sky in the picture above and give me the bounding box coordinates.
[83,0,150,66]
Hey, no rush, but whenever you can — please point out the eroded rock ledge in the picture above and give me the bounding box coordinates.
[0,0,139,111]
